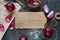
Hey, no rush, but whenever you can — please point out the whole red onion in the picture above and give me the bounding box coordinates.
[5,15,12,23]
[10,22,15,30]
[43,27,53,38]
[27,0,40,7]
[5,2,15,11]
[0,24,4,32]
[19,35,27,40]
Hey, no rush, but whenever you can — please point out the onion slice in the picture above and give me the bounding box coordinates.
[10,22,15,30]
[43,4,49,13]
[47,10,54,19]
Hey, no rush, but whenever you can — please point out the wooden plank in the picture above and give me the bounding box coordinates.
[15,12,47,29]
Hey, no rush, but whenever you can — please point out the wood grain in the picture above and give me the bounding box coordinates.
[15,12,47,29]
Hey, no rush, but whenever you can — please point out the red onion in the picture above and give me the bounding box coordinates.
[47,11,54,19]
[43,27,53,37]
[19,35,27,40]
[5,2,15,11]
[0,24,4,31]
[27,0,40,7]
[43,4,49,13]
[10,22,15,30]
[33,1,40,6]
[5,15,12,23]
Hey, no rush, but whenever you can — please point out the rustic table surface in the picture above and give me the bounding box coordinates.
[2,0,60,40]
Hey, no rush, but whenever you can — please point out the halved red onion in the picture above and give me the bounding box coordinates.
[19,35,27,40]
[43,4,49,13]
[0,24,4,32]
[47,11,54,19]
[5,2,15,11]
[10,22,15,30]
[5,15,12,23]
